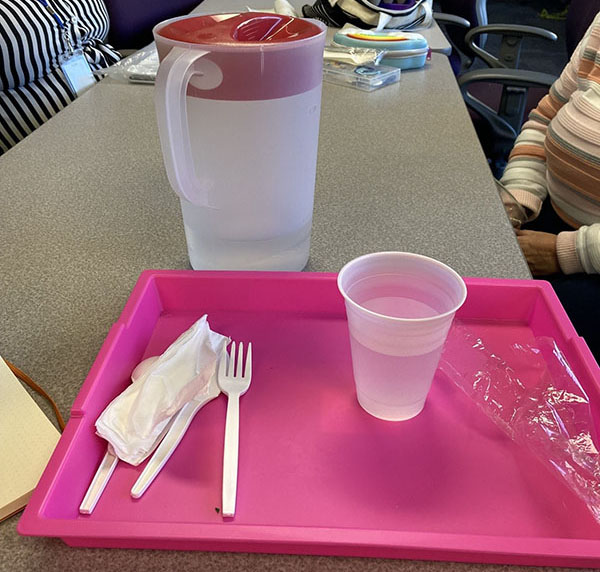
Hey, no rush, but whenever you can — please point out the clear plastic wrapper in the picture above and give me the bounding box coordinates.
[439,323,600,524]
[323,60,400,91]
[94,44,158,84]
[324,44,386,66]
[495,178,528,228]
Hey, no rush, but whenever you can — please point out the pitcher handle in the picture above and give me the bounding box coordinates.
[154,47,222,206]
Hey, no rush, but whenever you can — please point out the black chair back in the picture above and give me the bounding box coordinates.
[437,0,487,49]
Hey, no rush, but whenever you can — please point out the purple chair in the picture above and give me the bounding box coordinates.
[104,0,203,50]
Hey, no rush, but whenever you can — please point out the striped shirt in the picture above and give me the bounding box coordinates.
[500,12,600,274]
[0,0,120,155]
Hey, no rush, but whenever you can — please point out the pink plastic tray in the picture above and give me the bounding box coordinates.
[18,271,600,567]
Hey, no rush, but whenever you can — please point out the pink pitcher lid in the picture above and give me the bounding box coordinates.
[153,13,326,101]
[158,12,322,47]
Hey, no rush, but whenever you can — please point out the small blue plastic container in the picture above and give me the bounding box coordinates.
[333,28,429,70]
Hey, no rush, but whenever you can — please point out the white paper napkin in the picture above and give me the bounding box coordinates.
[246,0,299,16]
[95,315,229,465]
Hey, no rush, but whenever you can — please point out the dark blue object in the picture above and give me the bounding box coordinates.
[104,0,203,49]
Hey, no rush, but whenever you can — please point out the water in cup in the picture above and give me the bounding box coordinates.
[338,252,467,421]
[346,274,449,420]
[350,338,444,420]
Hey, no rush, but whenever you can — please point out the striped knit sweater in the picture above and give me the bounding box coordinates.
[0,0,121,155]
[500,12,600,275]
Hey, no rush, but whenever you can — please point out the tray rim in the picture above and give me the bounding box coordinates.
[17,270,600,566]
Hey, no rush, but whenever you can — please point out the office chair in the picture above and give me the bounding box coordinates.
[458,23,558,176]
[434,0,560,177]
[457,1,600,177]
[434,0,487,74]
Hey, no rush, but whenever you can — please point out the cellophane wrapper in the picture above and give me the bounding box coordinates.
[439,323,600,524]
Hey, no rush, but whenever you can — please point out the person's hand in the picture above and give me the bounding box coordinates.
[515,229,560,276]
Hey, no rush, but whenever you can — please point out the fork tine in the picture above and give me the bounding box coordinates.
[228,342,235,377]
[244,343,252,380]
[236,342,244,378]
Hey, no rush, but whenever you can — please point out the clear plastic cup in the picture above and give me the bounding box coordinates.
[337,252,467,421]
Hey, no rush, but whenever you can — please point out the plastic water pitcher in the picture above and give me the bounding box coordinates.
[153,13,326,270]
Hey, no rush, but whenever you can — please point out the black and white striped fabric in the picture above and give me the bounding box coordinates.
[302,0,432,30]
[0,0,121,155]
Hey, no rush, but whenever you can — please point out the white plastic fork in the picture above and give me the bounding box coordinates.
[218,341,252,518]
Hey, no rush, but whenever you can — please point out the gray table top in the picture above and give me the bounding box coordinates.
[0,52,540,572]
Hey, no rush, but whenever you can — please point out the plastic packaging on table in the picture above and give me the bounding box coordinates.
[94,43,158,84]
[323,43,386,66]
[323,60,400,91]
[439,322,600,524]
[495,178,529,229]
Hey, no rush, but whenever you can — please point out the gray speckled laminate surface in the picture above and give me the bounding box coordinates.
[306,55,529,277]
[0,52,553,572]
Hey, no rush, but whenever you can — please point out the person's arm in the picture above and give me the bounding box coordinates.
[500,33,588,223]
[557,224,600,275]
